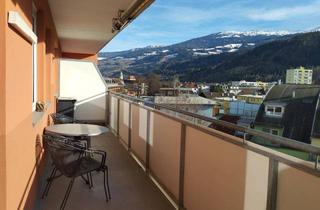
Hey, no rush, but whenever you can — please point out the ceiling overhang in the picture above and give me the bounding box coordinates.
[48,0,154,54]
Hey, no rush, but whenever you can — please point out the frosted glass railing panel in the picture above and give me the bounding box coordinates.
[183,127,269,210]
[130,104,147,164]
[149,113,181,200]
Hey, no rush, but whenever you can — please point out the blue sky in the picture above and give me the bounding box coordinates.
[102,0,320,52]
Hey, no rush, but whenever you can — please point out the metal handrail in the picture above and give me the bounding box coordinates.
[109,92,320,156]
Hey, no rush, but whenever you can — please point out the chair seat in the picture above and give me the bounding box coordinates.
[50,113,74,124]
[65,156,102,178]
[57,117,74,124]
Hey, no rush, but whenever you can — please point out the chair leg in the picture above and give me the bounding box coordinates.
[103,166,111,201]
[86,173,90,186]
[106,166,111,199]
[89,172,93,189]
[42,167,57,199]
[80,174,90,186]
[103,170,109,202]
[60,178,75,210]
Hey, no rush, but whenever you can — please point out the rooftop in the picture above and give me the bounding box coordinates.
[265,84,320,101]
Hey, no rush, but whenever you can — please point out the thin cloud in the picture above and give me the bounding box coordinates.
[247,1,320,21]
[155,6,216,23]
[152,3,244,24]
[134,31,177,38]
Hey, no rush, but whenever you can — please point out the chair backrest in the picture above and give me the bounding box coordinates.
[43,134,83,177]
[50,113,74,124]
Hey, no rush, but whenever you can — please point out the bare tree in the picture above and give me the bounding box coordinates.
[146,74,161,96]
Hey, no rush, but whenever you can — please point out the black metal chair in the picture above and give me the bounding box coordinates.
[42,134,111,210]
[50,113,76,124]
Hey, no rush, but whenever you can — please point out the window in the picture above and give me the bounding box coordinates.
[271,129,279,135]
[32,4,37,111]
[262,128,279,136]
[265,105,284,117]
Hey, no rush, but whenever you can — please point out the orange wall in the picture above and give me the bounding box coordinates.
[2,0,61,209]
[0,0,6,209]
[62,52,98,63]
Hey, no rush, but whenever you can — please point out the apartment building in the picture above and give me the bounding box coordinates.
[2,1,320,210]
[0,0,153,209]
[286,67,313,84]
[254,84,320,145]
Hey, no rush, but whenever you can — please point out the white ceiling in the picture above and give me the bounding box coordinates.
[48,0,152,54]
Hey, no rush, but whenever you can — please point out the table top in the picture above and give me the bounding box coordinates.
[45,124,109,137]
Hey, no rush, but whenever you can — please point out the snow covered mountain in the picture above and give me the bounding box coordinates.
[98,30,296,77]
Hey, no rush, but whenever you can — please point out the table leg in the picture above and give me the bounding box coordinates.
[87,136,91,148]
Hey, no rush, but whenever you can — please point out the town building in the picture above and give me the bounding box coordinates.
[231,80,270,88]
[159,87,180,96]
[237,94,264,104]
[104,78,124,93]
[286,67,313,85]
[254,84,320,145]
[159,83,201,96]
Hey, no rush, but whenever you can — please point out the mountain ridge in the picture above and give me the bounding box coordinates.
[182,31,320,82]
[98,30,320,82]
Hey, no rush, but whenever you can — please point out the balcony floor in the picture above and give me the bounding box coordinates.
[35,132,175,210]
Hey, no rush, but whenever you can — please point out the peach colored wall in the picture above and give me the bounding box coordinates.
[36,6,60,102]
[131,105,147,164]
[2,0,61,209]
[0,0,6,209]
[62,52,97,63]
[149,113,181,200]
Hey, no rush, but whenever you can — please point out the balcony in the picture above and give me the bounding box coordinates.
[34,92,320,210]
[3,1,320,209]
[35,132,174,210]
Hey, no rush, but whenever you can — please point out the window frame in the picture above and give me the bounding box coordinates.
[265,105,284,117]
[262,128,279,136]
[271,129,279,135]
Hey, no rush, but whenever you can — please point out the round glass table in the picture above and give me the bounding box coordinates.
[45,124,109,147]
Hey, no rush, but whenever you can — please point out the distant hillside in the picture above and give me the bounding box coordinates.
[98,31,294,78]
[182,32,320,82]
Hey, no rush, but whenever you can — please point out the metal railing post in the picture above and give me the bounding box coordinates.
[243,133,248,145]
[266,158,278,210]
[315,155,319,170]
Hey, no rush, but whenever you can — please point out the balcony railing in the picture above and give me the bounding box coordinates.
[108,91,320,210]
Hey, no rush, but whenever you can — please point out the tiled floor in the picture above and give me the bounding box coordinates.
[35,132,175,210]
